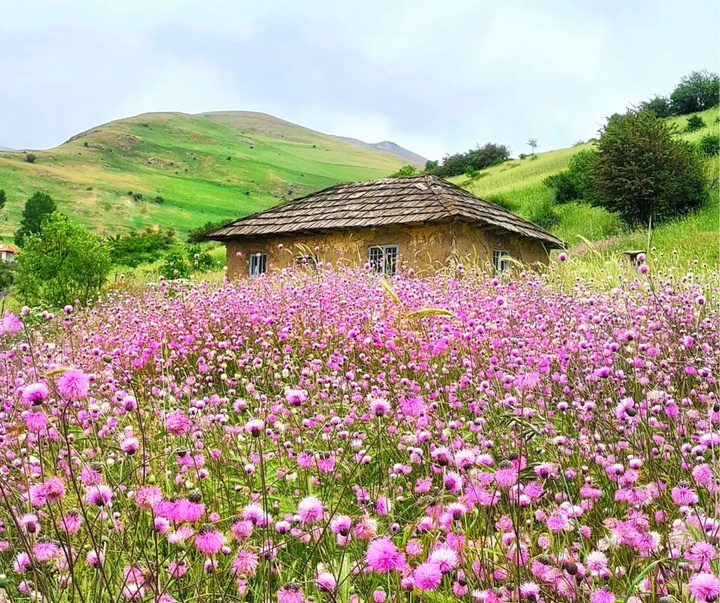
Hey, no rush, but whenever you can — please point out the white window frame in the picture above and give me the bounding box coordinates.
[249,253,268,277]
[368,245,398,276]
[492,249,511,274]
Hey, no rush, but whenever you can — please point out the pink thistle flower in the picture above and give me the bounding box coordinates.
[494,466,518,489]
[195,525,224,555]
[25,410,47,431]
[231,550,258,576]
[13,552,31,573]
[61,510,82,534]
[33,541,59,562]
[165,410,191,436]
[42,477,66,503]
[231,519,254,541]
[365,536,404,573]
[591,588,616,603]
[330,514,352,535]
[86,549,104,568]
[28,484,47,508]
[1,311,22,335]
[297,495,324,523]
[689,572,720,602]
[285,388,308,406]
[413,561,442,591]
[19,513,40,535]
[316,571,337,591]
[21,382,49,406]
[84,484,113,507]
[57,368,90,400]
[672,484,699,506]
[135,486,163,510]
[429,546,459,573]
[277,583,306,603]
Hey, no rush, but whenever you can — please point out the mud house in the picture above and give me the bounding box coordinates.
[0,243,20,263]
[207,175,564,278]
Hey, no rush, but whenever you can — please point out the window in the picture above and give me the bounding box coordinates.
[492,249,511,273]
[368,245,398,276]
[249,253,268,277]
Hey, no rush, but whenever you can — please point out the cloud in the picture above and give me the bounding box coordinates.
[1,0,718,159]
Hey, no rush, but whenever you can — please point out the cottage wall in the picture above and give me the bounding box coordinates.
[225,222,550,278]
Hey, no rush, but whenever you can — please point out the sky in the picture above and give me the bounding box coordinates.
[1,0,718,160]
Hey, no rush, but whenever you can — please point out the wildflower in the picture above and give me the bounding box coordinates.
[2,311,22,335]
[689,572,720,602]
[297,495,323,523]
[165,410,191,436]
[277,583,305,603]
[365,536,404,573]
[316,571,337,591]
[413,561,442,591]
[231,550,258,576]
[429,546,459,573]
[33,541,59,562]
[195,525,224,555]
[57,368,90,399]
[672,483,699,506]
[84,485,114,507]
[591,588,616,603]
[285,388,308,406]
[86,549,104,568]
[21,383,49,406]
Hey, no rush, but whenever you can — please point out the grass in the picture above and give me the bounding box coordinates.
[0,112,405,240]
[450,106,720,266]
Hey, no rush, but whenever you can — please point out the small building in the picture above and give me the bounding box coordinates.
[0,243,20,263]
[207,175,564,278]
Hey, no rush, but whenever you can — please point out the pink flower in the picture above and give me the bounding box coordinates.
[42,477,66,503]
[25,411,47,431]
[591,588,616,603]
[84,485,113,506]
[277,583,306,603]
[231,550,258,576]
[195,526,224,555]
[316,571,337,591]
[413,561,442,591]
[33,541,59,562]
[689,572,720,602]
[57,369,90,399]
[672,484,699,506]
[22,382,49,406]
[165,410,191,436]
[2,311,22,335]
[428,547,458,573]
[366,537,405,573]
[297,495,324,523]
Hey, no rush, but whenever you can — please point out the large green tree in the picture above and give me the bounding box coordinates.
[14,213,111,307]
[0,189,6,212]
[591,110,708,226]
[670,70,719,115]
[14,191,57,247]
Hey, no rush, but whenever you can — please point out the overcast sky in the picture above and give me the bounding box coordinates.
[1,0,718,159]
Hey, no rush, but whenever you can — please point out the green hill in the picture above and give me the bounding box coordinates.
[450,106,719,264]
[0,111,406,239]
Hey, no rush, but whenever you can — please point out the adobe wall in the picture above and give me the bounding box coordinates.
[224,222,550,278]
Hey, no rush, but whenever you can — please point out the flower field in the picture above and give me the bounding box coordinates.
[0,264,718,603]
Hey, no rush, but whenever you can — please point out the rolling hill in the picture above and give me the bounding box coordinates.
[0,111,407,239]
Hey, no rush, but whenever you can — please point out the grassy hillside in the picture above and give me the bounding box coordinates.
[0,111,406,240]
[451,106,719,265]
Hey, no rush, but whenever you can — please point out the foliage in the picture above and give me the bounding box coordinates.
[0,266,716,601]
[429,143,511,178]
[389,164,418,178]
[187,220,233,244]
[423,159,439,173]
[591,110,708,226]
[686,114,706,132]
[523,197,559,229]
[160,244,214,279]
[0,262,14,291]
[637,95,672,118]
[698,132,719,156]
[14,212,111,307]
[0,189,6,211]
[108,227,176,267]
[14,191,58,248]
[542,150,597,203]
[670,69,719,115]
[527,138,538,154]
[25,153,36,163]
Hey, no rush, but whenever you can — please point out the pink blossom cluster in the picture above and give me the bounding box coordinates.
[0,264,717,602]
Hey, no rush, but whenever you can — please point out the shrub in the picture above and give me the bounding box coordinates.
[390,165,417,178]
[686,114,706,132]
[14,191,57,248]
[14,213,111,307]
[25,153,36,163]
[0,189,6,211]
[108,228,177,267]
[637,95,672,118]
[524,197,559,229]
[591,110,708,226]
[698,132,719,156]
[542,150,597,203]
[160,244,214,279]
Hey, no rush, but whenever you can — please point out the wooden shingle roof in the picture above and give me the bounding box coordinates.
[207,175,564,248]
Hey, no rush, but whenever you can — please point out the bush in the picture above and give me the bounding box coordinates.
[542,150,597,203]
[108,228,177,267]
[524,197,559,230]
[14,213,111,307]
[160,245,214,279]
[187,220,234,244]
[686,114,706,132]
[591,110,708,226]
[698,132,719,157]
[14,191,58,248]
[0,189,6,211]
[637,95,672,118]
[432,143,511,177]
[389,165,417,178]
[670,70,719,115]
[25,153,36,163]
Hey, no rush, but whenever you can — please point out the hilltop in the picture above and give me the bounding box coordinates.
[0,111,408,239]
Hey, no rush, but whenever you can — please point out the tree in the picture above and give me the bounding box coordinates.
[424,160,439,175]
[527,138,538,155]
[670,70,719,115]
[390,165,418,178]
[14,192,57,247]
[14,213,111,307]
[686,115,706,132]
[637,95,672,118]
[591,110,708,226]
[0,189,6,212]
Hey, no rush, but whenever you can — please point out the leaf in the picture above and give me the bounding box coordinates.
[405,308,456,319]
[378,278,402,306]
[621,558,690,603]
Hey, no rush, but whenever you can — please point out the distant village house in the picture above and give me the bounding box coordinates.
[207,175,564,278]
[0,244,20,263]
